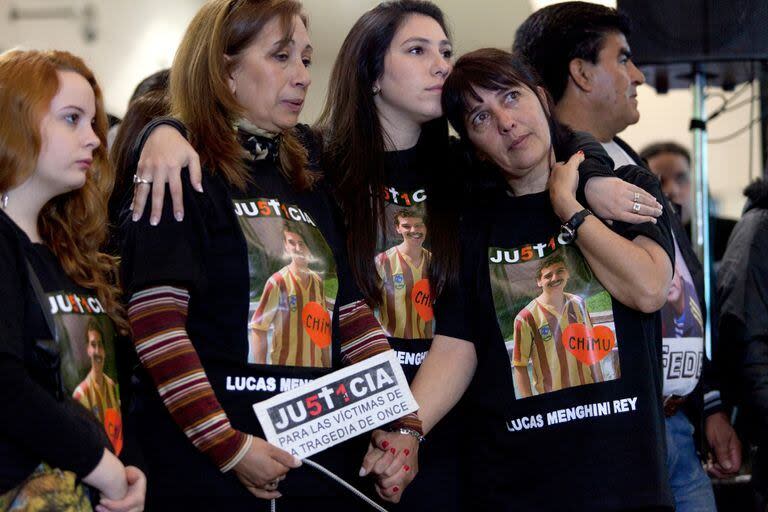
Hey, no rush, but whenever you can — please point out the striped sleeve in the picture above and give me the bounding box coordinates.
[338,300,423,434]
[338,300,392,364]
[128,285,252,472]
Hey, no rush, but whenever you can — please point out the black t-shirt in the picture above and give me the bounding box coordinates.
[0,211,113,492]
[120,133,370,501]
[377,144,435,381]
[436,171,675,511]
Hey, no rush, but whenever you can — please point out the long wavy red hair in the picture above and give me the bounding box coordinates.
[0,49,127,332]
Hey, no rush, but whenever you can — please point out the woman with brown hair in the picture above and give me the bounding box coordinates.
[0,49,145,512]
[119,0,400,509]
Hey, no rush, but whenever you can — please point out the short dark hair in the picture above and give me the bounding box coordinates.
[394,208,424,226]
[86,318,104,345]
[283,224,308,244]
[442,48,568,157]
[536,254,567,281]
[129,69,170,104]
[513,1,631,103]
[443,48,548,140]
[639,141,691,166]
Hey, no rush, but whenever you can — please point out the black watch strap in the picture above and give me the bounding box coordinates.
[559,209,592,244]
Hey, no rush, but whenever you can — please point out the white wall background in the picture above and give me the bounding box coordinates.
[0,0,760,218]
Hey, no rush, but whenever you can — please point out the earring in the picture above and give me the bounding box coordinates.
[1,192,8,209]
[372,85,380,96]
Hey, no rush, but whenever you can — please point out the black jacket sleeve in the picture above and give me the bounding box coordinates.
[557,131,615,206]
[120,169,208,298]
[0,356,106,478]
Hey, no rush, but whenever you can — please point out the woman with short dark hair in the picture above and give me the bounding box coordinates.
[409,48,676,511]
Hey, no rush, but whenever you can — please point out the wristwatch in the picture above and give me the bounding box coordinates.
[558,209,592,245]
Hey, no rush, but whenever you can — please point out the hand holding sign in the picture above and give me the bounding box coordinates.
[233,435,303,500]
[253,352,418,460]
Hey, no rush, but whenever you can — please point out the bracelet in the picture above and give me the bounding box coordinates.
[393,427,425,443]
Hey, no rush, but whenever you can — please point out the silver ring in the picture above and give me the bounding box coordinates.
[633,192,640,203]
[632,201,641,213]
[133,174,152,185]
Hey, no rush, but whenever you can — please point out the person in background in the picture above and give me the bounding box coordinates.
[107,69,170,149]
[718,178,768,511]
[108,72,171,246]
[640,141,736,264]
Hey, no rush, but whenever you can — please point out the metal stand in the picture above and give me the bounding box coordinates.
[690,64,712,358]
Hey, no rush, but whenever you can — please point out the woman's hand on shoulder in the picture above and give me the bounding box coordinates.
[232,435,303,499]
[359,429,419,504]
[95,465,146,512]
[131,124,202,226]
[584,176,663,225]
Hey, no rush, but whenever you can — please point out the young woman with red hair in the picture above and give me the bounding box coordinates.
[0,49,144,511]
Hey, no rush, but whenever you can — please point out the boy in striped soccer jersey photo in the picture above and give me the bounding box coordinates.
[249,226,331,368]
[375,208,433,339]
[510,253,605,398]
[72,318,123,452]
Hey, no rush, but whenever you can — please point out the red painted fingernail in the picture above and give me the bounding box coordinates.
[577,150,584,155]
[404,449,410,456]
[390,448,396,455]
[404,465,410,472]
[382,441,389,449]
[393,487,399,493]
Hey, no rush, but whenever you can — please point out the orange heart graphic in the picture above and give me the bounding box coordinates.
[561,323,615,366]
[411,278,434,322]
[105,408,124,455]
[302,301,332,349]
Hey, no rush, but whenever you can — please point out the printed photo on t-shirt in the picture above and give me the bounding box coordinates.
[48,294,122,454]
[375,186,433,339]
[235,198,337,368]
[488,241,621,399]
[661,239,704,397]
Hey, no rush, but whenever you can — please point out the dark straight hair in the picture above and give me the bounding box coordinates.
[316,0,458,305]
[442,48,572,165]
[513,1,631,103]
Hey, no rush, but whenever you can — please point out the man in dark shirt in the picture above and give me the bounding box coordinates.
[514,3,741,510]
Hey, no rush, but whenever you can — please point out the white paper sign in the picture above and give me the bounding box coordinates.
[253,351,418,458]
